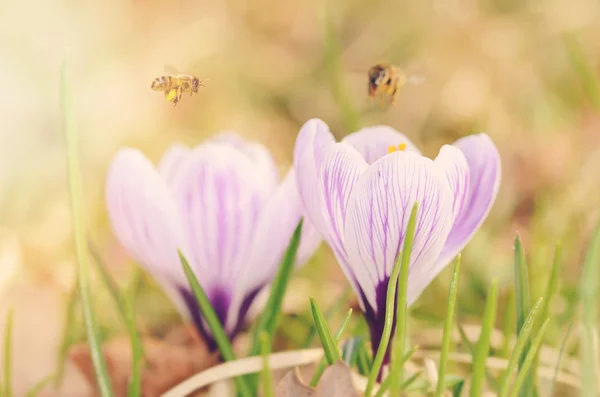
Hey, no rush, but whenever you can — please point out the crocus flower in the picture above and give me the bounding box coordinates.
[293,119,500,362]
[106,133,322,350]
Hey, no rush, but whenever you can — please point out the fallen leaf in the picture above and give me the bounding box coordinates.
[69,324,219,397]
[275,367,317,397]
[275,361,361,397]
[316,361,360,397]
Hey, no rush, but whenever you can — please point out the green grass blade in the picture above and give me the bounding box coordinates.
[508,319,550,397]
[249,220,303,357]
[178,250,252,397]
[435,254,461,397]
[62,51,113,397]
[499,297,544,397]
[514,235,533,397]
[310,309,352,386]
[88,243,144,397]
[579,220,600,397]
[309,297,341,365]
[549,323,573,397]
[457,323,500,392]
[530,245,561,391]
[389,203,419,397]
[470,279,498,397]
[3,308,14,397]
[303,288,351,348]
[564,34,600,112]
[259,332,274,397]
[355,339,372,376]
[374,346,418,397]
[25,374,56,397]
[365,203,418,397]
[55,285,78,387]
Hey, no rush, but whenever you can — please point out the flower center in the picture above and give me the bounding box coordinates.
[387,143,407,154]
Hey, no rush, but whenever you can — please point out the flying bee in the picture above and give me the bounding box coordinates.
[368,63,424,106]
[151,66,204,107]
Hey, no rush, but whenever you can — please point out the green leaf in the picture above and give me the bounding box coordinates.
[341,337,360,366]
[549,323,573,397]
[373,346,419,397]
[389,202,419,397]
[579,220,600,397]
[310,309,353,386]
[499,297,544,397]
[531,245,561,393]
[62,50,113,397]
[178,251,253,397]
[470,279,498,397]
[564,34,600,112]
[309,297,341,365]
[435,254,461,397]
[303,288,351,348]
[260,332,274,397]
[514,235,533,397]
[355,339,372,376]
[88,242,145,397]
[3,308,14,397]
[25,374,56,397]
[457,323,499,391]
[250,220,303,356]
[365,203,418,397]
[507,319,550,397]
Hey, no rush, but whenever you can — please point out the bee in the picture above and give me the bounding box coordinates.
[151,66,204,107]
[368,63,424,106]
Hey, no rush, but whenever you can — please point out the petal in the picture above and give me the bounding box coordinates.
[212,131,280,185]
[158,143,191,188]
[341,126,421,164]
[425,134,501,292]
[293,118,336,237]
[434,145,470,223]
[170,143,277,297]
[318,143,370,304]
[105,148,187,287]
[343,151,454,310]
[228,170,322,330]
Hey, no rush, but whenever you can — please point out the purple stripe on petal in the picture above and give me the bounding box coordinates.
[293,119,336,239]
[171,143,277,293]
[318,143,369,303]
[106,148,188,287]
[407,134,500,305]
[434,145,470,223]
[341,126,421,164]
[343,151,454,311]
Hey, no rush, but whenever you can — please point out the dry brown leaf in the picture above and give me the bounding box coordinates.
[275,361,361,397]
[69,324,219,397]
[316,361,361,397]
[275,367,317,397]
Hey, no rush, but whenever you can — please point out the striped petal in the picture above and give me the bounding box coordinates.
[293,118,336,239]
[343,150,454,311]
[427,133,501,294]
[317,143,369,305]
[170,142,278,299]
[403,145,471,305]
[105,148,188,288]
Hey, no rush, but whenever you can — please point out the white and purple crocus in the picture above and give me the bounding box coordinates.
[293,119,501,363]
[105,133,322,350]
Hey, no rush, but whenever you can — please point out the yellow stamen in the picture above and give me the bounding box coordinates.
[387,143,408,154]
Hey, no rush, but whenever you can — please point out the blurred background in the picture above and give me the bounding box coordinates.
[1,0,599,394]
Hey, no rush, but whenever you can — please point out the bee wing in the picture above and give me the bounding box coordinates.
[164,64,181,75]
[407,74,426,86]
